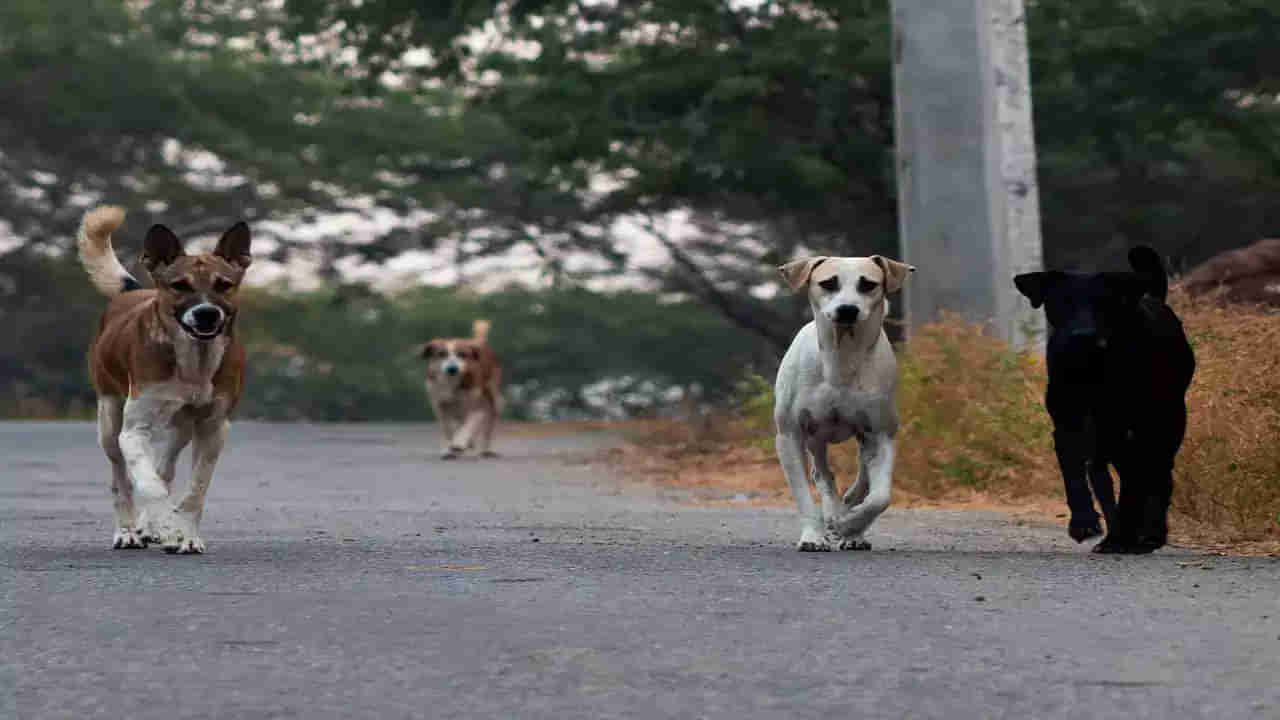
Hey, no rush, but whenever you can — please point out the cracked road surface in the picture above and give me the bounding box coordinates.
[4,422,1277,719]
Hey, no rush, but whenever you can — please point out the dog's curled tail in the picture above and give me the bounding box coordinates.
[472,318,492,342]
[78,205,139,297]
[1127,246,1168,302]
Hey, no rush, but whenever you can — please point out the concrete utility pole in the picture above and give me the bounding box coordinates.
[891,0,1044,346]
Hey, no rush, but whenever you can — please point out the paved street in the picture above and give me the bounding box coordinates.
[3,421,1277,719]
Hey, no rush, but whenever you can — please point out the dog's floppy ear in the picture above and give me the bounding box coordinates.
[1013,271,1058,309]
[870,256,915,294]
[214,221,252,269]
[142,224,184,272]
[777,257,828,293]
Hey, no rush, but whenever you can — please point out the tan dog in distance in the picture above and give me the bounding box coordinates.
[421,320,503,459]
[79,206,252,553]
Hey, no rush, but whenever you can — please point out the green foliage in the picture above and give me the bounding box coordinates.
[0,0,518,264]
[282,0,1280,313]
[0,250,758,420]
[238,282,761,421]
[1028,0,1280,269]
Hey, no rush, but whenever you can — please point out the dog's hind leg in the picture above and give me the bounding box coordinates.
[100,396,144,549]
[1132,402,1185,553]
[1096,451,1142,554]
[476,408,498,458]
[832,433,895,541]
[778,431,828,551]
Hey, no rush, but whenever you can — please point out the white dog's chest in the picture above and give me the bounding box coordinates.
[797,385,897,443]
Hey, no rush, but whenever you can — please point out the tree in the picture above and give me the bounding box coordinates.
[284,0,1280,338]
[1028,0,1280,271]
[0,0,516,264]
[284,0,898,352]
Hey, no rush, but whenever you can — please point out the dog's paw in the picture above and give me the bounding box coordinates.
[1092,536,1140,554]
[834,535,872,551]
[441,450,459,460]
[797,528,832,552]
[135,508,164,544]
[1068,521,1104,543]
[164,536,206,554]
[112,527,147,549]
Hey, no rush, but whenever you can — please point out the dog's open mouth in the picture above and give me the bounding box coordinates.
[180,323,222,340]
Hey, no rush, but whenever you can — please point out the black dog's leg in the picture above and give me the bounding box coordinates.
[1132,401,1186,553]
[1053,426,1103,542]
[1087,454,1117,533]
[1096,449,1143,553]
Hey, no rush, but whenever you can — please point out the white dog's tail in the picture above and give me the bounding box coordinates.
[77,205,139,297]
[472,318,492,343]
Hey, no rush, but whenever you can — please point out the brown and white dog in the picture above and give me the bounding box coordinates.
[79,205,252,553]
[421,320,502,459]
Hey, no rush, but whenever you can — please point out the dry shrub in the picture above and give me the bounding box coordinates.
[877,314,1057,500]
[1168,291,1280,539]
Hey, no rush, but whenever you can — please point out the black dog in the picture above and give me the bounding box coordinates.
[1014,247,1195,554]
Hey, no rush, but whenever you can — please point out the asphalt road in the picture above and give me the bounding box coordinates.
[3,422,1277,720]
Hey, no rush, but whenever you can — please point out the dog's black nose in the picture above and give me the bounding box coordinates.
[834,305,860,325]
[445,365,460,376]
[191,305,223,330]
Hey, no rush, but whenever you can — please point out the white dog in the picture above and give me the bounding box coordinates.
[773,255,915,551]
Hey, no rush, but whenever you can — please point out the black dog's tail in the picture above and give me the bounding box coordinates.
[1128,246,1168,302]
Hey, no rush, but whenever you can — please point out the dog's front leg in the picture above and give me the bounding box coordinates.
[832,433,895,541]
[777,431,828,551]
[834,448,874,550]
[1052,425,1102,542]
[159,417,227,554]
[118,391,183,515]
[450,409,487,456]
[807,442,840,536]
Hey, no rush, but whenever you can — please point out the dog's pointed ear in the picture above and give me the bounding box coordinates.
[1014,271,1056,309]
[142,224,184,272]
[214,221,252,269]
[777,257,828,293]
[871,256,915,294]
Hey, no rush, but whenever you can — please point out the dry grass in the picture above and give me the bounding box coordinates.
[611,298,1280,551]
[1169,291,1280,540]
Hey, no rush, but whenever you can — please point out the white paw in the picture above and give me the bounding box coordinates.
[165,536,206,554]
[135,507,164,544]
[797,528,832,552]
[112,527,147,549]
[834,534,872,551]
[143,506,202,554]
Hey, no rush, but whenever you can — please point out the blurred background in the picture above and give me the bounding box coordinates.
[3,0,1278,422]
